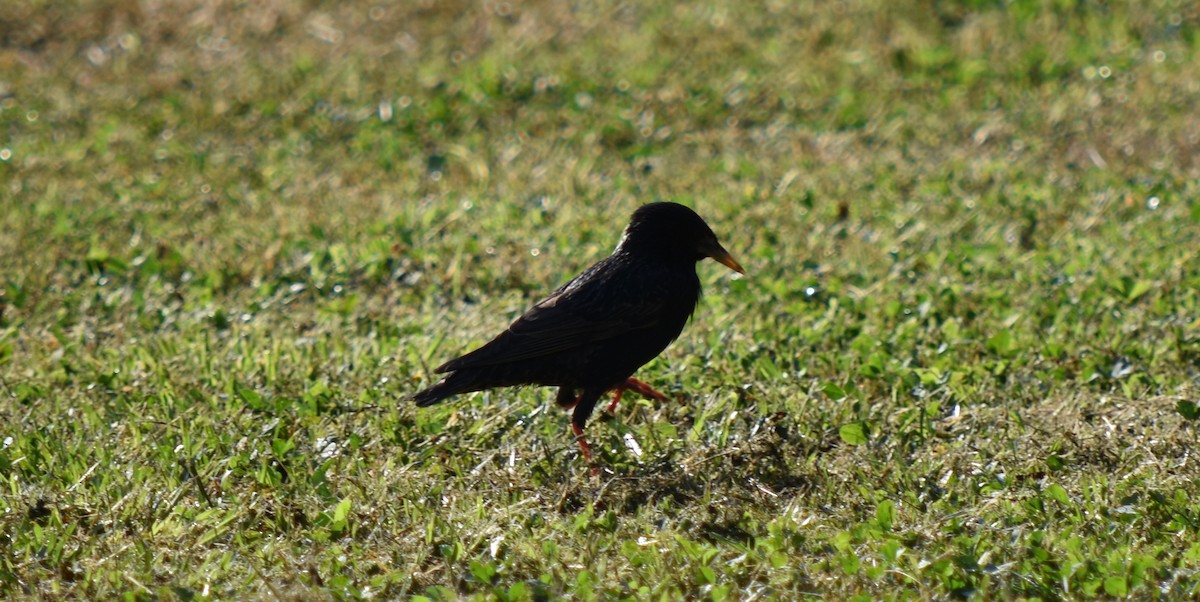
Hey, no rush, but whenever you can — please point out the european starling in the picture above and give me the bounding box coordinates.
[411,202,744,462]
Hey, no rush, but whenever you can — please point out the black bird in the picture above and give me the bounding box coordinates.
[411,202,744,462]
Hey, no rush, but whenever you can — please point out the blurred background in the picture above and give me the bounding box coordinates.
[4,0,1196,286]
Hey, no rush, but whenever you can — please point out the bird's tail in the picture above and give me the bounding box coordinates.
[411,371,477,407]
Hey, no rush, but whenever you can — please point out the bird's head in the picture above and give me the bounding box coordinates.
[620,202,745,274]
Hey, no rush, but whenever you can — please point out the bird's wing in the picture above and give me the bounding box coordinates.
[435,263,665,372]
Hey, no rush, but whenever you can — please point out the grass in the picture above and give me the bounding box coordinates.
[2,0,1200,599]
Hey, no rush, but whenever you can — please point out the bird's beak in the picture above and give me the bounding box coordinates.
[703,240,745,274]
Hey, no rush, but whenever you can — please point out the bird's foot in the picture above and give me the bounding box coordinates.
[571,423,592,461]
[571,423,601,476]
[604,377,669,413]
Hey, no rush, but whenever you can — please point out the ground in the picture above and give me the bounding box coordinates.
[1,0,1199,599]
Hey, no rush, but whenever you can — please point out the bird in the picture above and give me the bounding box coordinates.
[411,202,744,464]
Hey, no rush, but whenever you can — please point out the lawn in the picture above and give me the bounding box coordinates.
[2,0,1199,599]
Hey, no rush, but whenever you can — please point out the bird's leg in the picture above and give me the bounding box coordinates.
[624,377,669,401]
[605,387,627,414]
[605,377,669,413]
[559,388,595,463]
[571,422,593,463]
[569,387,605,471]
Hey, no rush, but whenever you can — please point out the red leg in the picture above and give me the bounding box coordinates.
[605,377,669,413]
[604,387,627,414]
[624,377,669,401]
[571,422,593,463]
[566,386,608,474]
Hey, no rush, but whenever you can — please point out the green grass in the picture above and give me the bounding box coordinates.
[3,0,1200,599]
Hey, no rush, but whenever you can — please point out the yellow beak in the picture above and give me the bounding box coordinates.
[704,241,745,274]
